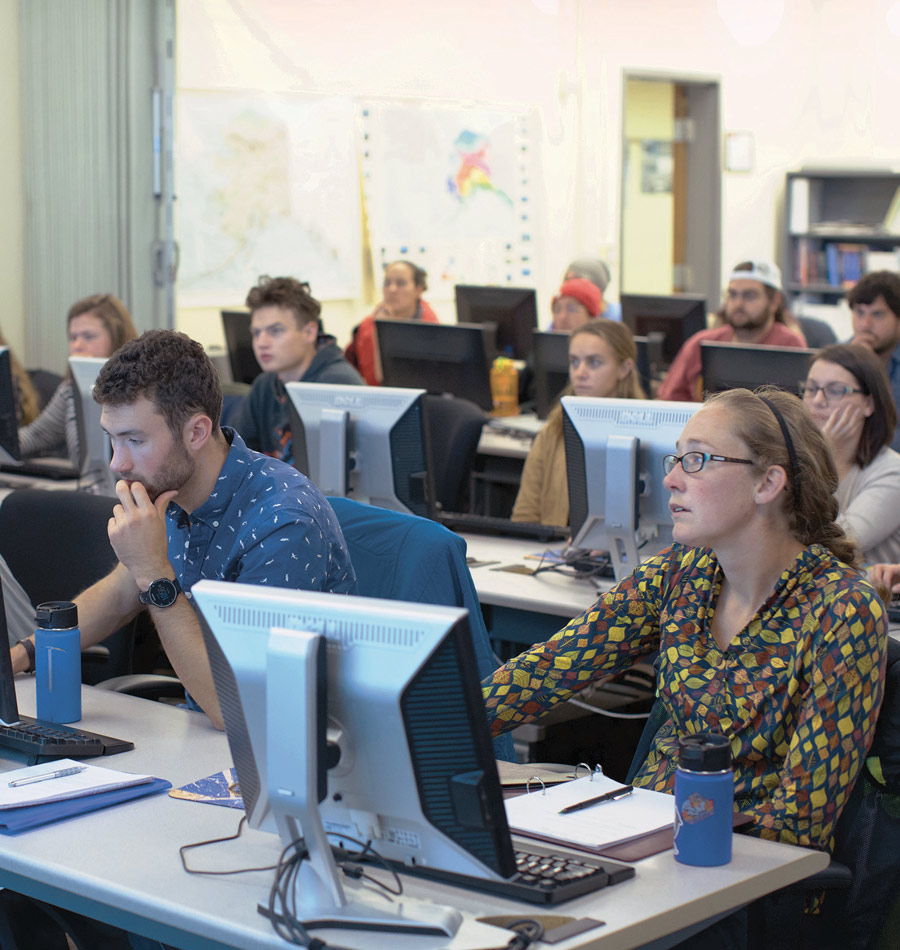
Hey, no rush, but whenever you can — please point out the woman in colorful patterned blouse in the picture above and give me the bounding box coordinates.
[484,386,888,852]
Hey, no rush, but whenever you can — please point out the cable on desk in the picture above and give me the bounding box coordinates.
[531,548,614,580]
[179,815,279,875]
[260,830,547,950]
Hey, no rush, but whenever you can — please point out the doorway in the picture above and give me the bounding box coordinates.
[620,75,721,313]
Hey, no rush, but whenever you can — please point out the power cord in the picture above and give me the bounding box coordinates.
[179,815,279,876]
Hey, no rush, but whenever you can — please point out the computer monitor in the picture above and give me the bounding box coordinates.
[563,396,699,581]
[700,341,818,396]
[192,579,514,935]
[620,293,707,367]
[70,356,116,495]
[0,349,20,465]
[531,331,655,420]
[286,382,433,518]
[454,284,538,360]
[221,310,261,385]
[376,320,495,411]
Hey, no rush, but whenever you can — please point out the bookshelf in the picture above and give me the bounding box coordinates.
[785,169,900,304]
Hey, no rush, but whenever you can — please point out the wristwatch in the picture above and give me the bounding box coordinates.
[138,577,183,608]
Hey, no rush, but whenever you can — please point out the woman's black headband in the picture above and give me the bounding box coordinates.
[759,395,801,506]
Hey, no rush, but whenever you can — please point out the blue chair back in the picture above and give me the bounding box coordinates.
[327,496,514,761]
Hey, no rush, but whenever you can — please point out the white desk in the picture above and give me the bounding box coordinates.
[0,680,828,950]
[461,533,607,650]
[463,534,601,618]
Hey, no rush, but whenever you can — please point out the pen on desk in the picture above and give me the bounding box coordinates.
[558,785,634,815]
[8,765,87,788]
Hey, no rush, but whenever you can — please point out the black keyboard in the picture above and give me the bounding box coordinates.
[0,716,133,759]
[889,600,900,625]
[440,512,569,544]
[355,844,634,904]
[0,459,79,480]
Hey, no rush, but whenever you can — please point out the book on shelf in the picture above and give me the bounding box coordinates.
[823,242,867,288]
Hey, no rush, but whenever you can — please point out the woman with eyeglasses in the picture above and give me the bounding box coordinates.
[800,343,900,566]
[484,386,887,934]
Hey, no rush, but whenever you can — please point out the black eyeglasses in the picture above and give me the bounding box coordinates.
[663,452,755,475]
[798,381,864,403]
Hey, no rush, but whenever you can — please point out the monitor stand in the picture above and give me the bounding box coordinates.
[264,628,462,937]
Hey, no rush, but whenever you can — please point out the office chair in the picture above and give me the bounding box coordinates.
[26,368,64,410]
[625,638,900,950]
[0,488,137,683]
[327,495,515,761]
[423,393,486,514]
[220,380,251,428]
[796,315,837,349]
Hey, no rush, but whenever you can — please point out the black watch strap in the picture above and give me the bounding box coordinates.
[138,577,183,608]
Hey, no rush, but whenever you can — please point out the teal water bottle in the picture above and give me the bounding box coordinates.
[35,601,82,724]
[673,733,733,866]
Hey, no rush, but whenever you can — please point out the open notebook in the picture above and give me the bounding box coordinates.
[505,774,675,856]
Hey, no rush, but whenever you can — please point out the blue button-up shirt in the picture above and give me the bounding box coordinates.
[166,428,356,600]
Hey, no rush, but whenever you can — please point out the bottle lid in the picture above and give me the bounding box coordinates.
[35,601,78,629]
[678,733,732,772]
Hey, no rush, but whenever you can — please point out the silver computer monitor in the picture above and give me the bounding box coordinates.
[563,396,699,581]
[70,356,116,495]
[285,382,432,517]
[193,579,515,935]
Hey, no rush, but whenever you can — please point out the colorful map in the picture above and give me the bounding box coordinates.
[447,130,513,207]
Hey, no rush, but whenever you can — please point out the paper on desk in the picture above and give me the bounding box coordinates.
[0,759,153,809]
[504,774,674,852]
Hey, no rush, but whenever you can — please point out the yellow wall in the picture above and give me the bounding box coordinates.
[621,79,674,295]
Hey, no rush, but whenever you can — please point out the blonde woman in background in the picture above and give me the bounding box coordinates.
[511,319,645,526]
[18,293,138,463]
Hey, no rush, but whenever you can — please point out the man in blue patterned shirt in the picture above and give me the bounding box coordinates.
[9,330,356,729]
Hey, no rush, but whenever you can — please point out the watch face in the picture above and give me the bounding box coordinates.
[148,578,179,608]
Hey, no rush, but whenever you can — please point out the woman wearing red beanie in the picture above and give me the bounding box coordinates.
[549,277,603,332]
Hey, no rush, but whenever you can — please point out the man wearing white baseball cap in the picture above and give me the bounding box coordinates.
[658,259,807,402]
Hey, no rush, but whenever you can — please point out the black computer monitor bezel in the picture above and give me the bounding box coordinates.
[620,293,707,367]
[376,320,496,412]
[221,310,261,385]
[454,285,538,360]
[700,341,819,396]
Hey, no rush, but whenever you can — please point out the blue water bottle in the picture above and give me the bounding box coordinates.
[35,601,82,724]
[673,733,733,866]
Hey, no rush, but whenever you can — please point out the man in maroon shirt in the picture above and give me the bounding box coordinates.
[658,260,806,402]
